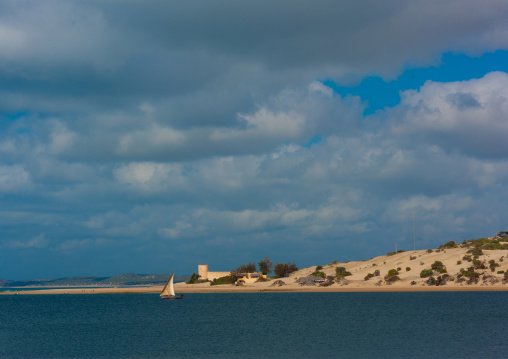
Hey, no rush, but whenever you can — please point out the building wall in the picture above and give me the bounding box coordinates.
[198,264,208,280]
[207,271,231,281]
[198,264,230,281]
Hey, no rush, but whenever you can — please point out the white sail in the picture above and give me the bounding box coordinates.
[169,272,175,296]
[160,271,175,297]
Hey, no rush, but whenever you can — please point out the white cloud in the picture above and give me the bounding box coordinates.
[309,81,333,97]
[10,234,48,249]
[2,1,508,278]
[0,24,26,57]
[56,239,92,252]
[0,164,30,192]
[391,72,508,157]
[49,122,76,154]
[116,126,187,156]
[211,109,306,142]
[114,162,185,190]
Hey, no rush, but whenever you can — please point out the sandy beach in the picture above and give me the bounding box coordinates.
[2,281,508,295]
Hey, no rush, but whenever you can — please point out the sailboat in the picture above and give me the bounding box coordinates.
[160,271,183,300]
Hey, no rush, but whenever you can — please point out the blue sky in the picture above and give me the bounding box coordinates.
[1,0,508,280]
[328,50,508,115]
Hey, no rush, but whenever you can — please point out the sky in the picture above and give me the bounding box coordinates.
[1,0,508,280]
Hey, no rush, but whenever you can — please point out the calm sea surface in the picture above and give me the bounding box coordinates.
[1,292,507,359]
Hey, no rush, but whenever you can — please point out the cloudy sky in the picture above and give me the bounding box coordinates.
[1,0,508,280]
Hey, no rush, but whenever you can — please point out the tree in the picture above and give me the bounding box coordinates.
[186,273,199,284]
[258,256,273,275]
[233,262,257,274]
[274,262,299,278]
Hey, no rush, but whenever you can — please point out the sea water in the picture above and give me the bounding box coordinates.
[1,292,507,359]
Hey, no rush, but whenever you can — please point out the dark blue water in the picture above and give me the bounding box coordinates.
[1,292,507,359]
[0,287,117,293]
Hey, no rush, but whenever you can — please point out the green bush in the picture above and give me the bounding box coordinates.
[336,266,352,277]
[432,275,449,286]
[457,260,462,265]
[488,260,500,272]
[426,249,434,253]
[364,273,374,281]
[429,261,447,274]
[472,260,486,270]
[211,275,236,285]
[420,269,433,278]
[387,250,406,256]
[497,270,504,274]
[469,247,484,256]
[320,276,335,287]
[386,249,405,257]
[411,281,417,285]
[311,271,326,277]
[431,261,444,270]
[396,267,401,271]
[462,255,472,262]
[316,265,323,271]
[426,276,437,285]
[374,269,380,276]
[465,271,480,284]
[388,269,399,276]
[385,275,400,283]
[406,267,411,272]
[384,268,400,283]
[483,242,502,250]
[439,241,458,249]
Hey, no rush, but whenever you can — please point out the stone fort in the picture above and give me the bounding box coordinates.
[198,264,230,281]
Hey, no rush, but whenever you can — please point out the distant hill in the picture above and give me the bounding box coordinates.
[0,273,191,288]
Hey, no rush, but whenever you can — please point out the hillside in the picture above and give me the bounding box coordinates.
[0,273,191,288]
[288,231,508,288]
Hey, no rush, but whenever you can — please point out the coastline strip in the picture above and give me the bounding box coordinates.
[3,284,508,295]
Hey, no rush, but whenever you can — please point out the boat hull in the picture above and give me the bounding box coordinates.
[160,295,183,300]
